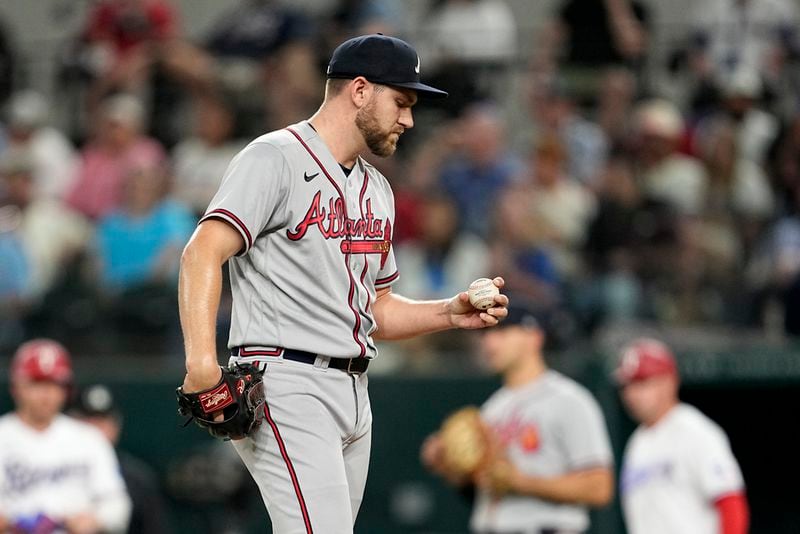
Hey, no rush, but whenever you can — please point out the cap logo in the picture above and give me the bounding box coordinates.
[415,55,420,74]
[620,347,640,375]
[38,347,58,373]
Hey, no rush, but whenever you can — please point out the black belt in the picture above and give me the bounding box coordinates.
[232,347,369,374]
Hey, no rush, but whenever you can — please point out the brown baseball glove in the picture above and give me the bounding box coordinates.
[478,456,516,495]
[438,406,491,477]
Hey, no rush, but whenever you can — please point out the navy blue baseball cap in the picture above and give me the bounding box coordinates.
[71,384,121,419]
[498,301,544,330]
[327,34,448,99]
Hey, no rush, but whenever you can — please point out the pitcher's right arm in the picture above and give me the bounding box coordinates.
[179,219,243,393]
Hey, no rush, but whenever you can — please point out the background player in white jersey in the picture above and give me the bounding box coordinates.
[616,338,749,534]
[0,339,131,534]
[421,303,614,534]
[177,34,509,534]
[70,384,172,534]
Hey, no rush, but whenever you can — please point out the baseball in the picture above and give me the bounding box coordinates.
[468,278,499,310]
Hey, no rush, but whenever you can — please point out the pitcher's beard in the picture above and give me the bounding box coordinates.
[356,105,399,157]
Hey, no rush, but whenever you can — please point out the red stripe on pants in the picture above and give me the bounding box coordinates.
[263,403,314,533]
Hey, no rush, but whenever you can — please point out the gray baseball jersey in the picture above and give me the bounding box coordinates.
[471,370,613,533]
[200,120,399,359]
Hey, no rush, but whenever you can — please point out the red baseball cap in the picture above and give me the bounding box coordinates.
[11,339,73,385]
[614,337,677,385]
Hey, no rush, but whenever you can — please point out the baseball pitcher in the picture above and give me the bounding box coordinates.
[176,34,509,534]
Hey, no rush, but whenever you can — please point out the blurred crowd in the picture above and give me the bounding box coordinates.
[2,0,800,363]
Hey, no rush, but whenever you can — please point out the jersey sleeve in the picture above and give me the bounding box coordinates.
[200,141,290,256]
[558,388,614,470]
[0,441,7,515]
[86,433,132,532]
[688,424,745,501]
[374,249,399,288]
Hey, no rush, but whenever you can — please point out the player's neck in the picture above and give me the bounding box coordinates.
[308,109,364,169]
[16,410,57,432]
[643,400,679,428]
[503,354,547,388]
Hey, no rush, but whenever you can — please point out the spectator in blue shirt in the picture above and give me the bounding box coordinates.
[95,164,194,290]
[0,208,29,350]
[410,103,522,239]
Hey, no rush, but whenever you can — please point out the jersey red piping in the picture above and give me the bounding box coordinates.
[357,171,374,317]
[375,271,399,286]
[357,170,377,353]
[202,208,253,251]
[286,127,367,357]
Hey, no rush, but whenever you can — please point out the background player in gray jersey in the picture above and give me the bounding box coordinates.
[178,34,509,534]
[422,303,613,534]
